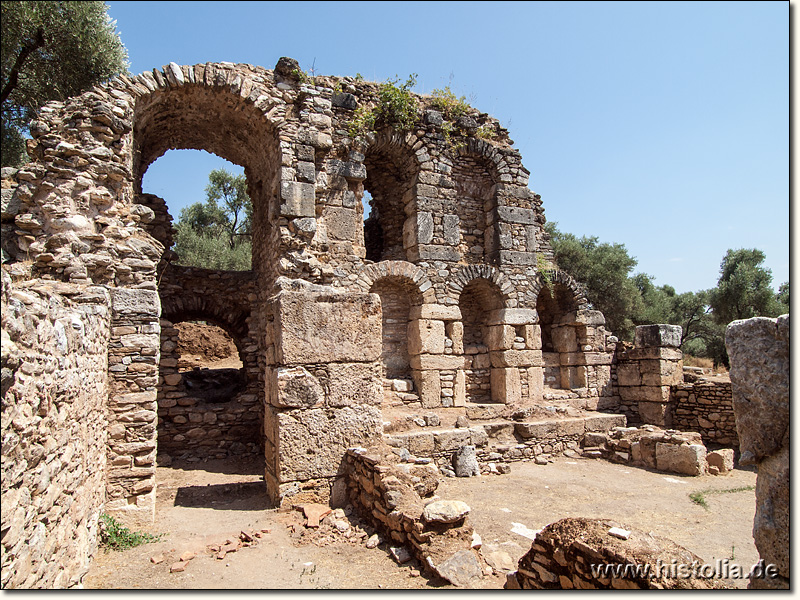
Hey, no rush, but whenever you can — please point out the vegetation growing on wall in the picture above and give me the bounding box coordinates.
[348,74,419,139]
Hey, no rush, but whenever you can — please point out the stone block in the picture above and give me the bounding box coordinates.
[409,304,462,321]
[416,370,441,408]
[406,432,435,455]
[496,205,536,224]
[417,245,460,262]
[726,315,789,462]
[274,290,381,364]
[584,413,627,432]
[267,367,325,408]
[324,207,357,241]
[453,445,480,477]
[706,449,734,474]
[638,401,672,427]
[486,308,538,326]
[618,385,671,404]
[453,370,466,407]
[410,353,464,371]
[490,349,542,368]
[111,288,160,318]
[527,367,544,400]
[524,324,541,349]
[516,418,585,439]
[551,326,577,353]
[326,362,382,407]
[408,319,445,355]
[277,405,382,482]
[443,214,460,245]
[491,367,520,404]
[616,362,641,387]
[655,442,706,476]
[486,325,515,351]
[280,181,315,217]
[635,324,682,348]
[584,352,613,366]
[434,429,472,452]
[448,321,464,354]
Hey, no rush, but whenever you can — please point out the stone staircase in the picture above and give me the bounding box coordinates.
[380,394,626,475]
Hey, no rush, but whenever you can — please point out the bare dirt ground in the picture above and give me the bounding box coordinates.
[175,321,242,371]
[83,455,757,590]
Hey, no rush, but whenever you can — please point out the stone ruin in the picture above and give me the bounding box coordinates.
[0,57,774,588]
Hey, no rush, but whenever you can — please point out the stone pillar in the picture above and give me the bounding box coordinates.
[105,288,161,527]
[615,325,683,427]
[726,315,789,589]
[264,288,384,507]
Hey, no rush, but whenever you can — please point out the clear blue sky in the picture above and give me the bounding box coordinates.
[106,1,789,293]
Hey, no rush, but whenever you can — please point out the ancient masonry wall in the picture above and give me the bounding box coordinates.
[671,380,737,447]
[1,272,110,588]
[156,265,262,460]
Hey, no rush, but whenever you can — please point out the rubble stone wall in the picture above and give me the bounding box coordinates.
[1,272,110,588]
[672,380,737,447]
[343,447,485,587]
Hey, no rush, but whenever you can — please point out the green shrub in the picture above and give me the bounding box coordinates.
[99,514,163,551]
[173,223,252,271]
[349,74,419,139]
[430,85,470,121]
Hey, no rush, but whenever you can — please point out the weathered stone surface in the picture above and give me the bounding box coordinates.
[655,442,705,475]
[635,324,682,348]
[725,315,789,463]
[276,405,382,481]
[453,445,480,477]
[111,288,160,318]
[706,449,734,474]
[272,366,324,408]
[423,500,471,524]
[326,362,382,407]
[408,319,445,355]
[726,315,789,586]
[274,290,381,364]
[432,550,483,587]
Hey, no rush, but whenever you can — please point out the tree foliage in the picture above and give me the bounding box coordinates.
[708,248,785,325]
[545,222,642,340]
[173,169,252,270]
[1,1,128,166]
[546,224,787,368]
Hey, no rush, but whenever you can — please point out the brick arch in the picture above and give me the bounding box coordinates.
[355,260,436,304]
[447,265,514,305]
[526,269,589,310]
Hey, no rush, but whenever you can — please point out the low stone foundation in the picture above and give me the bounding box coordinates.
[343,446,486,587]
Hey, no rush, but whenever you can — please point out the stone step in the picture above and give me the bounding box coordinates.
[465,403,509,421]
[383,411,628,462]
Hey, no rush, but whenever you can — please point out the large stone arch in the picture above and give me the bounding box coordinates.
[129,64,283,281]
[355,260,435,303]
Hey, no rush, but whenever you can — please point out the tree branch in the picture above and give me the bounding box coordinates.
[1,26,45,107]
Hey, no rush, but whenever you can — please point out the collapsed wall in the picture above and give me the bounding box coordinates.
[1,271,110,588]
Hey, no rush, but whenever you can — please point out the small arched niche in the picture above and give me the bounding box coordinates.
[361,137,418,262]
[459,278,505,403]
[536,282,583,390]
